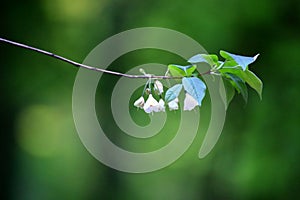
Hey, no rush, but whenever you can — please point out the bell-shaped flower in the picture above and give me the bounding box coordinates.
[144,94,160,113]
[184,93,198,111]
[168,97,179,111]
[134,96,145,108]
[154,80,164,95]
[157,99,166,112]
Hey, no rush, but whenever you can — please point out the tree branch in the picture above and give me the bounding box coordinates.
[0,37,211,79]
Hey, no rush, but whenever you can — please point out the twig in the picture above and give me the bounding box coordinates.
[0,37,210,79]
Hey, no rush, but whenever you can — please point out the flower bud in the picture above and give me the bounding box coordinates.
[154,80,164,95]
[145,88,151,95]
[133,96,145,108]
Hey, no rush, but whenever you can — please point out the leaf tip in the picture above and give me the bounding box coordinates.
[254,53,260,61]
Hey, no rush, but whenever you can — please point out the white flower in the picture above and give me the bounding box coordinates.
[157,99,165,112]
[133,96,145,108]
[168,98,179,111]
[144,94,160,113]
[154,80,164,95]
[184,93,198,111]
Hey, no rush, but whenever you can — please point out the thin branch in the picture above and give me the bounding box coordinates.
[0,37,211,79]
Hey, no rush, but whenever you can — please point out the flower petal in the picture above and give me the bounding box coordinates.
[157,99,165,112]
[168,97,179,111]
[144,94,159,113]
[184,93,198,111]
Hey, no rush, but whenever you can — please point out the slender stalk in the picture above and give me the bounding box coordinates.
[0,37,211,79]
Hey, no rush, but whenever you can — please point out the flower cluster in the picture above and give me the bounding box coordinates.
[134,79,199,113]
[134,80,179,113]
[134,94,180,114]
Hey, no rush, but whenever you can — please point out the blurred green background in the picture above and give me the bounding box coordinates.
[1,0,300,199]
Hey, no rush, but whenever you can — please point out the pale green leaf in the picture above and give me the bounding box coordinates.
[165,84,183,102]
[220,50,259,71]
[188,54,219,66]
[168,64,197,77]
[182,77,206,106]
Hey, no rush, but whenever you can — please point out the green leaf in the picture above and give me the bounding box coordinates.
[165,84,183,102]
[220,77,235,108]
[221,60,240,69]
[240,70,263,99]
[220,68,263,99]
[224,73,248,103]
[168,64,196,77]
[220,50,259,71]
[219,67,239,75]
[188,54,219,66]
[182,77,206,106]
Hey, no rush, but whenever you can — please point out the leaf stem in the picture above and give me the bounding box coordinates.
[0,37,210,79]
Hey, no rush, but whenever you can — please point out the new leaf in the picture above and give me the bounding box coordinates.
[168,64,197,77]
[188,54,219,67]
